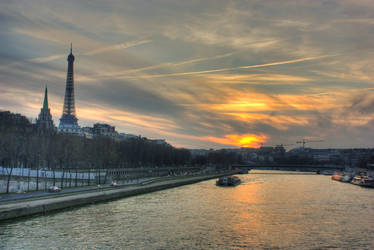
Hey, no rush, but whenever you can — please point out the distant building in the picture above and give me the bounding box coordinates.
[238,147,258,163]
[310,149,342,164]
[190,149,214,156]
[149,139,167,145]
[81,124,143,141]
[93,123,118,137]
[59,44,81,135]
[117,133,139,140]
[258,146,274,154]
[81,127,94,139]
[36,87,56,135]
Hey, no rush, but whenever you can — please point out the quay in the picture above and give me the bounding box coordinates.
[0,172,234,222]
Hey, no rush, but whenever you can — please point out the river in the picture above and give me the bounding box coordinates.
[1,171,373,249]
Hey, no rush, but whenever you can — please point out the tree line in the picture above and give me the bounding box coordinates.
[0,111,193,172]
[0,111,241,193]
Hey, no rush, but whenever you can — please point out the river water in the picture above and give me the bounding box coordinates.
[1,171,374,249]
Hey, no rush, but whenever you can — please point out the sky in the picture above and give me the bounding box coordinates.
[1,0,374,149]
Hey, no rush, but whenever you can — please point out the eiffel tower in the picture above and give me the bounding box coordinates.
[58,44,81,134]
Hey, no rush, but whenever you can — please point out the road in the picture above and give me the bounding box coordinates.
[0,177,161,204]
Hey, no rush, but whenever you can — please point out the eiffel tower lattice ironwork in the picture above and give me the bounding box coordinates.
[59,44,80,134]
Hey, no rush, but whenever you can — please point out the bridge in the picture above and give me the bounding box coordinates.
[231,164,345,172]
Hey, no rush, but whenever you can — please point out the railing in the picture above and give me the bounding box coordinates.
[0,167,96,180]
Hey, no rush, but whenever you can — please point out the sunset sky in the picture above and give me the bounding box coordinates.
[1,0,374,149]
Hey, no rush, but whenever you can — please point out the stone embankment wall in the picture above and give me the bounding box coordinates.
[0,172,234,221]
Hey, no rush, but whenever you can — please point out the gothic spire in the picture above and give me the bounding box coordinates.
[37,85,56,135]
[43,86,49,110]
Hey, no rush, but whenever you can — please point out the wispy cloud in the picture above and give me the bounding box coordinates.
[84,39,151,55]
[26,40,152,64]
[112,55,333,79]
[224,113,309,130]
[28,54,65,63]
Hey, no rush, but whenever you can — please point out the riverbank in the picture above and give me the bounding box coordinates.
[0,172,235,222]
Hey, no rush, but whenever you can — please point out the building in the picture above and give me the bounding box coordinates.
[190,149,212,157]
[36,87,56,135]
[93,123,118,137]
[149,139,167,145]
[117,133,139,140]
[81,124,141,140]
[81,127,94,139]
[58,44,81,134]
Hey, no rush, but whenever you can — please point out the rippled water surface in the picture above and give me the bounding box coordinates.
[1,171,374,249]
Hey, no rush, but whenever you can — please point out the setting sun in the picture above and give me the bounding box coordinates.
[204,134,268,148]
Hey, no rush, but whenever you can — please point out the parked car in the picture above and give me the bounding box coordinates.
[110,182,118,187]
[48,186,61,192]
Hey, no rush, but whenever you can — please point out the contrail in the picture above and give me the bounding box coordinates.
[117,55,333,79]
[98,52,233,77]
[239,55,331,69]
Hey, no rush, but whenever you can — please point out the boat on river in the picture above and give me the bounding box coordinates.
[361,176,374,187]
[351,176,374,188]
[331,172,353,183]
[331,172,343,181]
[351,176,362,185]
[216,176,241,186]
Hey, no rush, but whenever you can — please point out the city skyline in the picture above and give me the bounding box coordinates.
[1,1,374,149]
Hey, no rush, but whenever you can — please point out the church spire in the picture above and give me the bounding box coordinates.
[43,86,49,110]
[36,85,56,135]
[70,43,72,54]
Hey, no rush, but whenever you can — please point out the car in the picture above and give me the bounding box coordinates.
[48,186,61,192]
[110,182,118,187]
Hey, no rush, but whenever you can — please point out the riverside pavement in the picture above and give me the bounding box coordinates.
[0,176,160,203]
[0,172,235,222]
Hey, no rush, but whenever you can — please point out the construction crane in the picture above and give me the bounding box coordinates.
[296,139,324,148]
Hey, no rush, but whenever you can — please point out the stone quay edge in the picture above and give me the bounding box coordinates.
[0,172,235,222]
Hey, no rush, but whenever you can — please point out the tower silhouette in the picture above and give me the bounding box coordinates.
[59,44,81,134]
[36,86,56,135]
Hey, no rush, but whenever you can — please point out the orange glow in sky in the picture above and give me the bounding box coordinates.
[204,134,268,148]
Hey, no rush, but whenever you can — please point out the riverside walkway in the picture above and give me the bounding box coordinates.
[0,172,234,222]
[0,176,160,203]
